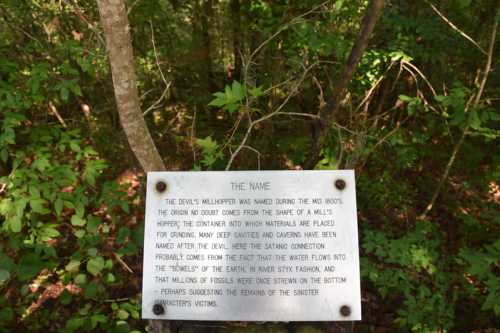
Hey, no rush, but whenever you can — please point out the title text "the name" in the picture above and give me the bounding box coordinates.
[231,182,271,191]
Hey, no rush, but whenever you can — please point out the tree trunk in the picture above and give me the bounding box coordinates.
[192,0,215,92]
[230,0,242,80]
[305,0,385,169]
[97,0,166,172]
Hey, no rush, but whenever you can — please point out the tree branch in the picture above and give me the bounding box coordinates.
[322,0,385,121]
[419,17,498,219]
[426,1,487,55]
[306,0,385,169]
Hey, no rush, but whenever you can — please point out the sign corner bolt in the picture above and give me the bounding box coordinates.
[155,180,168,194]
[334,178,346,190]
[153,303,165,316]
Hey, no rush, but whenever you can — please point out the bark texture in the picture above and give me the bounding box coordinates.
[306,0,385,169]
[97,0,166,172]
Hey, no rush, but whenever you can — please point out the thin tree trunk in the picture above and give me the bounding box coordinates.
[305,0,385,169]
[192,0,215,92]
[230,0,242,80]
[201,0,214,91]
[97,0,166,172]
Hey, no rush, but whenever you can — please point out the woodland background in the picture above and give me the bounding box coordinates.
[0,0,499,332]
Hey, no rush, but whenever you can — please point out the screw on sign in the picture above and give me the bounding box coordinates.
[156,181,167,193]
[153,303,165,315]
[335,179,346,190]
[340,305,351,317]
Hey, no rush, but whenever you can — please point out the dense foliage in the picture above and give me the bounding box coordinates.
[0,0,498,332]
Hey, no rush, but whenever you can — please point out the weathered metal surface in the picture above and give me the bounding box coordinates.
[142,171,361,321]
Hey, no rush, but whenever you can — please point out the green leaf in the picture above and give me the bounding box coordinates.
[87,256,105,276]
[7,215,22,233]
[71,215,86,226]
[83,160,107,186]
[40,226,60,240]
[208,96,227,107]
[32,156,51,171]
[0,269,10,285]
[87,247,98,257]
[15,197,28,216]
[116,309,129,320]
[109,323,130,333]
[0,149,8,163]
[74,229,86,238]
[60,289,73,305]
[29,186,40,199]
[60,86,69,101]
[18,253,44,281]
[86,216,101,234]
[106,272,116,283]
[84,282,98,299]
[65,260,81,273]
[65,317,84,332]
[105,259,113,270]
[0,307,13,323]
[75,201,85,218]
[30,198,49,214]
[495,304,500,317]
[226,103,240,113]
[208,81,246,113]
[231,80,245,100]
[249,86,264,98]
[196,136,218,152]
[116,227,130,244]
[398,94,413,102]
[54,198,63,216]
[74,273,87,285]
[90,314,107,328]
[69,141,81,153]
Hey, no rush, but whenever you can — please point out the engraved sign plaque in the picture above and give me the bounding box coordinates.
[142,171,361,321]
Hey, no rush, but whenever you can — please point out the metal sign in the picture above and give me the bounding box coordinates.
[142,170,361,321]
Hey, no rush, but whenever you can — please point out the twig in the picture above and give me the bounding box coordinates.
[114,253,134,273]
[225,63,316,170]
[149,20,170,87]
[191,106,197,164]
[48,102,67,128]
[127,0,142,15]
[242,145,261,170]
[426,1,487,55]
[140,89,155,101]
[355,73,385,113]
[225,121,253,171]
[220,112,245,151]
[401,60,437,97]
[63,0,106,47]
[313,76,326,108]
[0,183,6,194]
[249,1,329,61]
[400,63,437,112]
[242,1,329,95]
[419,17,497,219]
[262,77,295,96]
[360,117,409,169]
[143,21,172,116]
[254,64,316,126]
[275,112,320,119]
[143,84,171,116]
[102,297,131,303]
[0,7,45,49]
